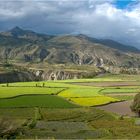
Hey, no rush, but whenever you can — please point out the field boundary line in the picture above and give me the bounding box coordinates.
[0,93,62,100]
[93,100,126,107]
[1,85,68,88]
[55,87,69,95]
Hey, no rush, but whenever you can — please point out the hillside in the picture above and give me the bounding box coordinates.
[78,34,140,53]
[0,27,140,69]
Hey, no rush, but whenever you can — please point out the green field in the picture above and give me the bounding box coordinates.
[0,87,64,98]
[110,95,135,100]
[101,88,140,94]
[0,74,140,139]
[0,74,139,107]
[0,107,140,139]
[0,95,78,108]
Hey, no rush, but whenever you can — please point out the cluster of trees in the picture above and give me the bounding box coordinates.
[131,93,140,117]
[36,83,45,87]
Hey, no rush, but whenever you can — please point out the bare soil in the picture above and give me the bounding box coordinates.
[97,100,135,116]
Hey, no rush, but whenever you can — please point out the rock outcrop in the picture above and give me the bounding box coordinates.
[0,27,140,69]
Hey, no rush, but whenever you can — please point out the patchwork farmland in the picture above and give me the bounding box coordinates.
[0,74,140,139]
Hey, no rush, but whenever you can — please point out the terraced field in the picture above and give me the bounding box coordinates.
[101,88,139,94]
[69,96,119,106]
[58,88,101,97]
[0,87,65,98]
[0,74,140,139]
[0,74,139,107]
[0,95,78,108]
[0,107,140,139]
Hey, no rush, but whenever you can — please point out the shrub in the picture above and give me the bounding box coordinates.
[131,93,140,117]
[28,119,37,129]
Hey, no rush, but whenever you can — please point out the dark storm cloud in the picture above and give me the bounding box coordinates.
[0,0,140,48]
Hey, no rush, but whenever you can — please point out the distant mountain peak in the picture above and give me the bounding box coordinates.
[0,26,54,42]
[11,26,23,31]
[0,27,139,53]
[9,26,25,37]
[10,26,33,33]
[1,26,38,39]
[77,34,87,37]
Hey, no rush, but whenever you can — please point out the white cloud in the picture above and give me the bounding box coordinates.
[0,0,140,48]
[72,1,140,47]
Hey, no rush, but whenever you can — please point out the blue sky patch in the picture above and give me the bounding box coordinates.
[115,0,138,9]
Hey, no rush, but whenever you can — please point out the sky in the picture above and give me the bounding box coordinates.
[0,0,140,48]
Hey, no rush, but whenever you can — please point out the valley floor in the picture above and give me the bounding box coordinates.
[0,74,140,139]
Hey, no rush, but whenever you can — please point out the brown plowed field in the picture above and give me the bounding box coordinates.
[97,100,135,116]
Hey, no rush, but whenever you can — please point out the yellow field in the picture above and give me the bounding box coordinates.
[0,74,138,107]
[69,96,119,106]
[58,88,101,97]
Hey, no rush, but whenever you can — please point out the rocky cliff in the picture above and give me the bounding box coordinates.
[0,27,140,69]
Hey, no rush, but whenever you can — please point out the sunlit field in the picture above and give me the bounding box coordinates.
[0,74,140,139]
[0,74,139,107]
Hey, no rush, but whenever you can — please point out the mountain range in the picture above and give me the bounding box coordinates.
[0,26,140,68]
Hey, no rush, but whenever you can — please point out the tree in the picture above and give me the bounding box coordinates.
[6,83,9,87]
[131,93,140,117]
[42,83,45,87]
